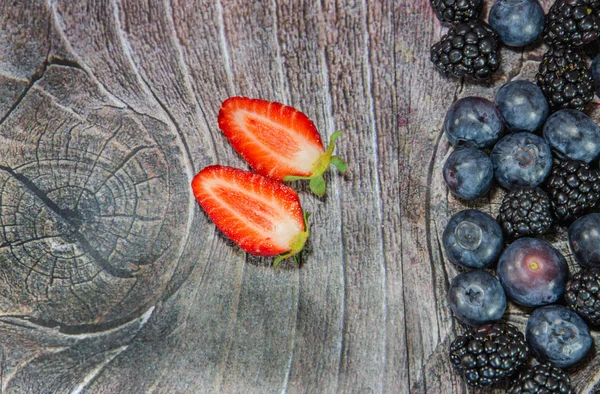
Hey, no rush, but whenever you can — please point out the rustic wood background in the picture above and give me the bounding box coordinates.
[0,0,599,392]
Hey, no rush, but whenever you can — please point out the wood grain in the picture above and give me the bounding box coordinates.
[0,0,599,392]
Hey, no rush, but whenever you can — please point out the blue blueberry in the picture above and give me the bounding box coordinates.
[444,97,505,148]
[491,132,553,189]
[592,55,600,97]
[497,238,568,307]
[442,209,504,269]
[448,270,506,326]
[592,55,600,81]
[443,147,493,200]
[495,80,549,132]
[526,305,592,368]
[488,0,545,47]
[569,213,600,268]
[543,109,600,163]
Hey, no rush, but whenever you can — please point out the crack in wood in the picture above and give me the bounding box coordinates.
[0,304,154,336]
[47,56,85,72]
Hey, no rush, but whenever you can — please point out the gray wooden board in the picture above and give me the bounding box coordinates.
[0,0,599,392]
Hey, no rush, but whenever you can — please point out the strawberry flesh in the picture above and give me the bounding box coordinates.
[218,97,325,180]
[191,165,307,259]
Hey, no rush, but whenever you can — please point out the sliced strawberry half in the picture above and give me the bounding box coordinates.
[191,165,309,266]
[218,96,347,196]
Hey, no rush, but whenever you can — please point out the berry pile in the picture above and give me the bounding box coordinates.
[430,0,599,112]
[431,0,600,389]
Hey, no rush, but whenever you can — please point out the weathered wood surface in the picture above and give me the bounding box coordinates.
[0,0,599,392]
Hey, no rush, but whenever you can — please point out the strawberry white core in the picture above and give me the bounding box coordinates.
[270,217,304,249]
[294,143,323,172]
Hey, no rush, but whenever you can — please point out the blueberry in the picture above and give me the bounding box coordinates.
[543,109,600,163]
[497,238,568,307]
[495,80,549,132]
[444,97,505,148]
[491,132,553,189]
[488,0,545,47]
[526,305,592,368]
[592,55,600,81]
[592,55,600,97]
[448,270,506,326]
[443,147,493,200]
[569,213,600,268]
[442,209,504,269]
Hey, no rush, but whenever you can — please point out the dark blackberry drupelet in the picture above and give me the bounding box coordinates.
[430,0,483,25]
[536,46,595,111]
[545,159,600,222]
[543,0,600,47]
[508,363,573,394]
[431,20,500,79]
[497,188,554,239]
[449,322,528,388]
[565,267,600,325]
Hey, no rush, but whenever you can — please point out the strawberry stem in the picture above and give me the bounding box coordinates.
[273,211,310,268]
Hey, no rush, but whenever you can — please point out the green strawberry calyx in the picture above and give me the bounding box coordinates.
[283,131,347,196]
[273,211,310,268]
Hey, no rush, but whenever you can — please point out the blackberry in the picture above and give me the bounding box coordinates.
[497,188,554,239]
[449,322,528,388]
[564,267,600,325]
[543,0,600,47]
[429,0,483,25]
[430,20,501,79]
[545,159,600,222]
[508,363,573,394]
[536,46,594,111]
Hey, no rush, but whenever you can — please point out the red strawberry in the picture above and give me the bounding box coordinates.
[217,96,347,196]
[191,165,309,266]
